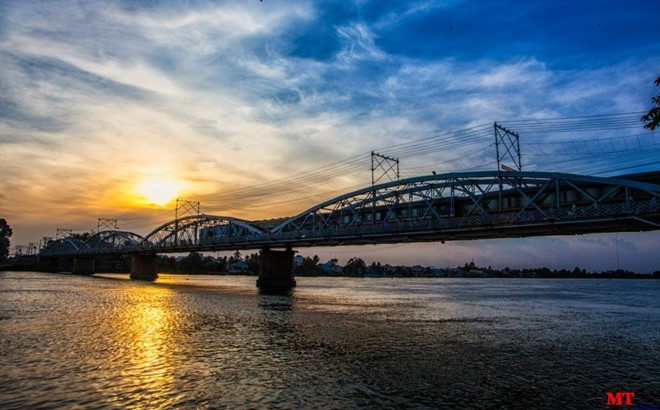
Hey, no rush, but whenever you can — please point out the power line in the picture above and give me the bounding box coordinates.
[54,113,659,235]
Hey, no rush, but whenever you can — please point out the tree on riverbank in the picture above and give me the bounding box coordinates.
[295,255,324,276]
[343,257,367,276]
[641,76,660,130]
[0,219,12,263]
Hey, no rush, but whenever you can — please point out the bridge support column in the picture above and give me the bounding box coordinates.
[130,254,158,281]
[257,247,296,290]
[37,256,59,272]
[72,256,95,275]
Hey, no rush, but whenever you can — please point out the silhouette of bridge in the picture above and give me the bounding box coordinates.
[39,169,660,287]
[34,121,660,288]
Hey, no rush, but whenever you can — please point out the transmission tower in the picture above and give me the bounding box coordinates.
[371,151,400,186]
[174,199,200,246]
[39,236,53,250]
[26,242,37,255]
[175,198,200,220]
[97,218,118,233]
[56,228,73,239]
[494,122,521,171]
[370,152,400,223]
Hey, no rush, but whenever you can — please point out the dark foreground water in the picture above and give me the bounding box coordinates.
[1,272,658,409]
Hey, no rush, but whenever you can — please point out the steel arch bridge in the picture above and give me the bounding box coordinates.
[268,171,660,246]
[40,171,660,257]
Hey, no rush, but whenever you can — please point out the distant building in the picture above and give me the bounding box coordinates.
[321,259,342,275]
[430,268,446,277]
[229,260,249,273]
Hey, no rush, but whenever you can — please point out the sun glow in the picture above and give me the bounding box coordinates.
[136,178,179,205]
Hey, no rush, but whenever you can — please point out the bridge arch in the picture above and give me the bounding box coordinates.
[271,171,660,240]
[78,230,145,254]
[34,171,660,256]
[144,214,265,248]
[40,238,85,257]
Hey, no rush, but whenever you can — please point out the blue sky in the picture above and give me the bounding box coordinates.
[1,0,659,271]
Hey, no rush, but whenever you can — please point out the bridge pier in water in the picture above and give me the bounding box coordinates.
[130,254,158,281]
[72,256,95,275]
[257,247,296,290]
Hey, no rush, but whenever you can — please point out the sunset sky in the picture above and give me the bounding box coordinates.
[1,1,659,271]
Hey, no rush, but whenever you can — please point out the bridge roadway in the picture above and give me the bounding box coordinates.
[38,170,660,288]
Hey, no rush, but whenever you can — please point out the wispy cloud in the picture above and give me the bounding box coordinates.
[1,0,658,269]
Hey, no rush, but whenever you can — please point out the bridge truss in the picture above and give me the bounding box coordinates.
[144,215,264,248]
[40,171,660,257]
[78,231,145,255]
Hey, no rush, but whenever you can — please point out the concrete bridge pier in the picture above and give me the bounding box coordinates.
[130,254,158,281]
[72,256,96,275]
[257,247,296,290]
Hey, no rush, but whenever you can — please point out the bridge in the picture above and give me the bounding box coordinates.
[38,170,660,289]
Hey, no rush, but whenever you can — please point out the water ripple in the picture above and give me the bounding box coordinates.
[0,272,658,408]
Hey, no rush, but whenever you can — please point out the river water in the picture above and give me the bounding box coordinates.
[0,271,658,409]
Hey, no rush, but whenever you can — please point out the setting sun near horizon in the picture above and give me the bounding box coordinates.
[136,178,180,206]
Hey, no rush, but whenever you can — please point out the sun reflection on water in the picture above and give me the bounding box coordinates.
[114,286,179,408]
[2,274,660,408]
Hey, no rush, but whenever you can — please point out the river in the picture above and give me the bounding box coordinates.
[1,271,658,408]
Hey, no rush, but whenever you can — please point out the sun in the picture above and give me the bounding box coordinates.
[136,178,179,205]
